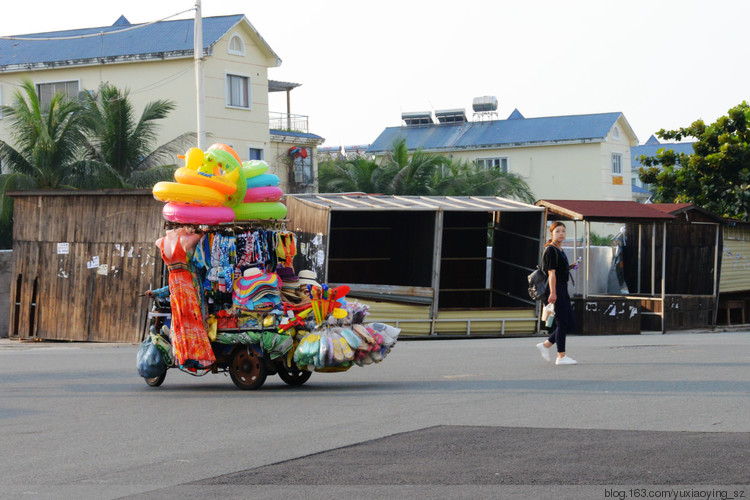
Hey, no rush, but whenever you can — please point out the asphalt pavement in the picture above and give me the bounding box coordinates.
[1,330,749,499]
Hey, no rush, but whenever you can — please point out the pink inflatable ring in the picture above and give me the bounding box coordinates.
[243,186,283,203]
[162,203,235,225]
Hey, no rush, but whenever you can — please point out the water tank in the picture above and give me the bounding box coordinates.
[472,96,498,113]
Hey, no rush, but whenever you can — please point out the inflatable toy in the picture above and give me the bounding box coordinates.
[242,160,269,179]
[183,147,204,170]
[233,201,288,221]
[162,203,235,225]
[247,173,280,189]
[205,148,245,206]
[204,147,240,175]
[174,167,238,196]
[153,181,226,207]
[208,143,241,166]
[243,186,283,203]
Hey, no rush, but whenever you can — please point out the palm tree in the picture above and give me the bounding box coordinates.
[434,160,536,203]
[381,138,451,195]
[319,156,396,193]
[79,84,194,188]
[0,80,93,245]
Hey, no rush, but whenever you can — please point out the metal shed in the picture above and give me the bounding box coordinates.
[536,200,723,334]
[286,194,546,337]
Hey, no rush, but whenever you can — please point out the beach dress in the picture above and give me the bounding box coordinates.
[161,236,215,368]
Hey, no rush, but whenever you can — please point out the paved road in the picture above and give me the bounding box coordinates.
[1,331,749,499]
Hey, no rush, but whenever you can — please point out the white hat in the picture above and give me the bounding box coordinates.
[298,269,320,287]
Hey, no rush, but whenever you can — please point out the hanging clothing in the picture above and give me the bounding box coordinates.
[161,235,215,369]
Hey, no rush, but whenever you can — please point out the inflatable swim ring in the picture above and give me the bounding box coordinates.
[153,181,226,207]
[205,148,246,206]
[162,203,235,225]
[246,173,280,189]
[242,160,269,179]
[243,186,283,203]
[174,167,238,196]
[208,143,241,166]
[233,201,288,221]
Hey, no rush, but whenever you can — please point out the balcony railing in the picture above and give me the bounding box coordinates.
[269,112,309,133]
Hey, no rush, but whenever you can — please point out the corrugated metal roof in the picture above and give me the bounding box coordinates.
[631,141,695,169]
[0,15,280,70]
[537,199,676,222]
[367,112,625,153]
[269,129,324,141]
[289,194,544,212]
[648,203,724,222]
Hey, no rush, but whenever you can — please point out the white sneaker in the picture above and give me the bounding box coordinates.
[536,342,552,362]
[555,355,577,365]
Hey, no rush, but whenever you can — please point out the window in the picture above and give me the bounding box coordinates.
[248,148,264,161]
[227,34,245,56]
[226,74,250,109]
[612,126,620,139]
[292,148,314,185]
[476,157,509,173]
[611,153,622,174]
[36,80,79,109]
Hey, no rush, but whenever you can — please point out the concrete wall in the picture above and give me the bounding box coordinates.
[0,250,11,337]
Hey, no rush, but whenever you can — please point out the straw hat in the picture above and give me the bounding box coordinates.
[298,269,320,287]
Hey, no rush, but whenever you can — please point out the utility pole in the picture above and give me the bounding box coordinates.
[194,0,206,149]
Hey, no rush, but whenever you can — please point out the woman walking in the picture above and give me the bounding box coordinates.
[536,222,577,365]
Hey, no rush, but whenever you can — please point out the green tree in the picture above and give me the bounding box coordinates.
[318,156,396,193]
[381,138,450,195]
[0,80,92,246]
[639,101,750,220]
[318,137,536,202]
[79,84,194,188]
[434,160,535,203]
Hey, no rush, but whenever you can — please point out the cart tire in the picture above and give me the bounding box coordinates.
[144,372,166,387]
[277,364,312,386]
[229,347,267,390]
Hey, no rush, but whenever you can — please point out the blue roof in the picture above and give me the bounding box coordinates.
[270,129,324,141]
[367,112,625,153]
[0,15,278,71]
[632,184,652,195]
[631,140,695,169]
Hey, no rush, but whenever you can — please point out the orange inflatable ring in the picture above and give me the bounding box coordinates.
[174,167,238,196]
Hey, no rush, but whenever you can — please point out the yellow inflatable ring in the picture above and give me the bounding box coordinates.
[153,181,226,207]
[174,167,237,196]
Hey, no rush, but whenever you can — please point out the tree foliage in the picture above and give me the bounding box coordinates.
[0,79,187,247]
[639,101,750,220]
[79,84,194,188]
[318,138,535,203]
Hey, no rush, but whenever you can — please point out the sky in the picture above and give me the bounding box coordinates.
[1,0,749,148]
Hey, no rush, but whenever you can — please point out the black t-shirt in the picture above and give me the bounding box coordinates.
[542,245,570,284]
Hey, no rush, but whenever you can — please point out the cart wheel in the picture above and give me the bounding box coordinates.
[229,347,267,390]
[144,372,166,387]
[277,363,312,386]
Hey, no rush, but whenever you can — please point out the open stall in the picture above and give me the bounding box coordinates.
[286,194,546,337]
[536,200,722,334]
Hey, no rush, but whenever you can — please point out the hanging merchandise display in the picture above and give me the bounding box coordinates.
[140,169,401,390]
